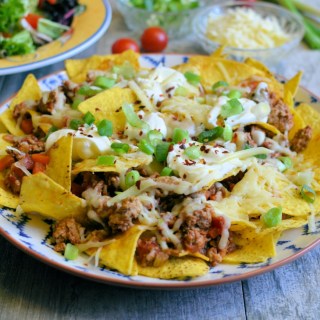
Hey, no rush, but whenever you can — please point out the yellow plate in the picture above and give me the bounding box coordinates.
[0,0,112,75]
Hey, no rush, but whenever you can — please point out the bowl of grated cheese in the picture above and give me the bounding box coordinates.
[193,1,304,66]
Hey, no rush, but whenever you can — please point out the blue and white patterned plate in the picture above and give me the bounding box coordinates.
[0,54,319,289]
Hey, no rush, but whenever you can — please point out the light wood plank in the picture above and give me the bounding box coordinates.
[0,236,246,320]
[243,246,320,320]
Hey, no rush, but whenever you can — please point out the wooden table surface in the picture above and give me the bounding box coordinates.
[1,1,320,319]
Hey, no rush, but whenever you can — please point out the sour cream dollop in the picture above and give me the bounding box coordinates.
[45,125,111,160]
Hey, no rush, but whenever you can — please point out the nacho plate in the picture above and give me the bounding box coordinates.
[0,0,112,76]
[0,54,319,289]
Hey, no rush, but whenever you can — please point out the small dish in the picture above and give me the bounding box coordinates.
[0,0,112,76]
[116,0,210,38]
[193,1,305,66]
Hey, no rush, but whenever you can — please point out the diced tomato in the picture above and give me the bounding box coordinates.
[32,162,46,174]
[24,13,42,29]
[0,155,15,171]
[20,119,33,134]
[208,216,225,238]
[31,153,50,165]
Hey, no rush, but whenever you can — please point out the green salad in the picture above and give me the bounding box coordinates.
[128,0,200,12]
[0,0,81,58]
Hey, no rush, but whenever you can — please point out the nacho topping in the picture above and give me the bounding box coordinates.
[0,51,318,280]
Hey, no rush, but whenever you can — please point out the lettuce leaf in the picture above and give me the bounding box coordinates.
[0,30,35,57]
[0,0,26,34]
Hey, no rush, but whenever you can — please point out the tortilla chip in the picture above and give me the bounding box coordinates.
[223,233,277,263]
[240,218,307,240]
[9,74,41,111]
[284,72,302,98]
[19,172,86,220]
[210,46,228,59]
[46,135,73,191]
[66,50,140,83]
[72,152,152,176]
[0,172,19,208]
[289,104,320,188]
[88,225,149,276]
[78,87,137,133]
[0,187,19,209]
[0,118,8,133]
[175,57,266,92]
[0,109,24,136]
[138,257,209,279]
[244,58,283,94]
[0,133,12,153]
[211,164,282,220]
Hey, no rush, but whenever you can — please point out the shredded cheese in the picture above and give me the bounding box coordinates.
[206,7,290,49]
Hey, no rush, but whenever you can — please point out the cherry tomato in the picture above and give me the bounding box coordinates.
[24,13,42,29]
[140,27,168,53]
[111,38,140,54]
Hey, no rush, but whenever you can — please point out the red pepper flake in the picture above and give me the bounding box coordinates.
[179,144,186,150]
[139,131,143,136]
[138,115,143,119]
[95,108,101,112]
[156,101,162,108]
[136,180,141,190]
[168,144,174,152]
[183,174,187,179]
[184,159,196,166]
[166,86,175,93]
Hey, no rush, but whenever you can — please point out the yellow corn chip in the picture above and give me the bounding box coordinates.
[0,133,12,153]
[72,152,152,175]
[175,57,266,92]
[138,257,209,279]
[78,87,137,134]
[284,71,303,98]
[9,74,41,111]
[0,118,8,133]
[87,225,149,276]
[19,172,86,220]
[46,135,73,191]
[0,109,24,136]
[244,57,283,94]
[0,172,19,209]
[66,50,140,83]
[223,233,277,263]
[240,218,307,240]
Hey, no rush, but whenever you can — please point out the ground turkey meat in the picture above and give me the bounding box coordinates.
[207,236,237,266]
[107,197,142,233]
[37,88,66,114]
[205,183,227,201]
[62,80,80,102]
[4,155,34,194]
[8,135,45,154]
[290,125,312,153]
[268,92,294,133]
[73,172,120,197]
[12,101,37,120]
[136,237,169,267]
[53,218,84,252]
[182,204,214,253]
